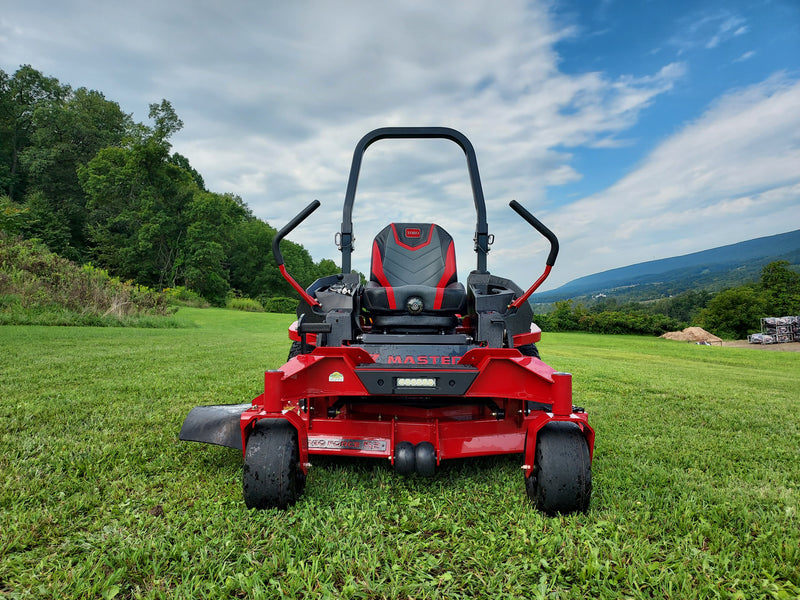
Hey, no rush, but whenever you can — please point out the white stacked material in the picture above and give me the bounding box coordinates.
[754,316,799,344]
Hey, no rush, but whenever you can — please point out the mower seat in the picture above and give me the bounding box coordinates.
[363,223,466,329]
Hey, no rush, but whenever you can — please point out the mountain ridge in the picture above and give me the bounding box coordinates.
[534,229,800,304]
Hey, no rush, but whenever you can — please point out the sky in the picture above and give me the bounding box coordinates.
[2,0,799,290]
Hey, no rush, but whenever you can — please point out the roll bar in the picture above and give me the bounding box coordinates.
[338,127,490,273]
[273,129,561,310]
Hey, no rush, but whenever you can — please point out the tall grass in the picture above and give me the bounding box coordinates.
[226,297,265,312]
[0,235,177,326]
[0,312,798,599]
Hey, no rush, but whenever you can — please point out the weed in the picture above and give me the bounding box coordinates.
[0,235,179,326]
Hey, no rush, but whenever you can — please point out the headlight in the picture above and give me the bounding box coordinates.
[396,377,437,388]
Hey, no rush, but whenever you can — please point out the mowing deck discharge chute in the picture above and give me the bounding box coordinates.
[180,127,594,514]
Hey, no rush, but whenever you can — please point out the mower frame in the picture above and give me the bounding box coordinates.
[180,127,594,514]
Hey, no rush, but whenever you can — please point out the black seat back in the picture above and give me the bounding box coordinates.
[370,223,457,294]
[364,223,465,330]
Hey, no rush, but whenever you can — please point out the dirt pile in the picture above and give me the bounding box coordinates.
[660,327,722,344]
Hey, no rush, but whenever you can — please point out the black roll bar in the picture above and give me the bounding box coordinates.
[338,127,490,273]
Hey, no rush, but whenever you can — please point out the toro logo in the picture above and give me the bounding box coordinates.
[405,227,421,238]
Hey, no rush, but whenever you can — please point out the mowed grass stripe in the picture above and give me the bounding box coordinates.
[1,310,798,599]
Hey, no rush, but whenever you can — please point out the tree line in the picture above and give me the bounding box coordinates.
[0,65,337,306]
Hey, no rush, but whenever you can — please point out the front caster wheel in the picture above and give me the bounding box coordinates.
[415,442,436,477]
[243,420,305,510]
[394,441,416,476]
[525,422,592,515]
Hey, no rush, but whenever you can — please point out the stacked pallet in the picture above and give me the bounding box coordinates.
[749,316,800,344]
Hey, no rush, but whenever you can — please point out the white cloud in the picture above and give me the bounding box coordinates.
[148,2,688,276]
[541,74,800,288]
[671,9,748,53]
[2,0,796,294]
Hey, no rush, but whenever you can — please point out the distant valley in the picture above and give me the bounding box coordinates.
[533,229,800,307]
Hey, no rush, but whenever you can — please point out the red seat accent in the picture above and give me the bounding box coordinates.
[364,223,465,315]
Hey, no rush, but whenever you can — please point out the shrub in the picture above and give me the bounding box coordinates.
[578,310,684,336]
[262,296,298,314]
[226,297,265,312]
[162,286,210,308]
[535,299,684,335]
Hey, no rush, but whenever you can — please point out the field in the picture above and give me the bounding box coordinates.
[1,308,798,599]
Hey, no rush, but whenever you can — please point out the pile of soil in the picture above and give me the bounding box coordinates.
[660,327,723,344]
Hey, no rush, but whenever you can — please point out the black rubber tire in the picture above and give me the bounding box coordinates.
[415,442,436,477]
[287,341,302,361]
[518,343,540,359]
[525,422,591,515]
[394,441,416,476]
[243,420,305,510]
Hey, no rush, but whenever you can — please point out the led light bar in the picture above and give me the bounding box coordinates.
[396,377,437,388]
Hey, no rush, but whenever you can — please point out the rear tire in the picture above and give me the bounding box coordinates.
[518,343,540,359]
[243,420,305,510]
[525,422,591,515]
[287,341,302,361]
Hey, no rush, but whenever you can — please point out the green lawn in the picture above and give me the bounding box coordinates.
[1,308,798,599]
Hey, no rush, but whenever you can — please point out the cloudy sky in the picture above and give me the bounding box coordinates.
[2,0,799,290]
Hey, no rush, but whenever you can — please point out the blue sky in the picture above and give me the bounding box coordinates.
[551,0,800,200]
[2,0,799,290]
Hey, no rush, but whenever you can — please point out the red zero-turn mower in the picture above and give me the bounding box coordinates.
[180,127,594,514]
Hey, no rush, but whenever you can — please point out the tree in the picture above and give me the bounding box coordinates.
[0,194,28,235]
[1,66,345,304]
[181,191,248,305]
[169,153,205,191]
[149,99,183,143]
[316,258,341,280]
[549,300,586,331]
[696,286,767,339]
[183,240,228,306]
[79,101,194,287]
[0,65,70,201]
[228,218,286,298]
[760,261,800,316]
[19,87,129,259]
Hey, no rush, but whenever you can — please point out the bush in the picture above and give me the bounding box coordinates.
[162,286,210,308]
[536,299,684,335]
[578,310,684,336]
[262,296,298,314]
[226,297,264,312]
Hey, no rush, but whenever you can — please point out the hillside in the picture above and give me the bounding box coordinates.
[534,229,800,305]
[0,234,178,326]
[1,66,337,308]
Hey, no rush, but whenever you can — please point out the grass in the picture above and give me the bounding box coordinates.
[1,310,798,599]
[0,235,179,327]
